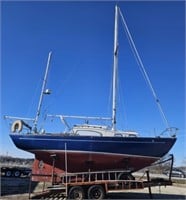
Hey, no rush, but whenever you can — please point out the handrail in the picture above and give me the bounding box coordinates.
[160,127,178,137]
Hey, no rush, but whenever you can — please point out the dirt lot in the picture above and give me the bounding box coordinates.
[1,185,186,199]
[1,177,186,199]
[108,185,186,199]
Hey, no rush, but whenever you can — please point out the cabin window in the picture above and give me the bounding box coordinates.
[76,130,102,136]
[114,133,123,137]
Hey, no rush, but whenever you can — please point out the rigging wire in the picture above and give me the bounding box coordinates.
[118,8,170,130]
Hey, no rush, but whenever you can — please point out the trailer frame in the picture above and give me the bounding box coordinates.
[29,154,174,199]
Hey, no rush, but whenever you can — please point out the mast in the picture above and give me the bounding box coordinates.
[33,51,52,132]
[112,5,119,131]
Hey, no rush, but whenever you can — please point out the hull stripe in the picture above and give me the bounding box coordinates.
[20,137,165,144]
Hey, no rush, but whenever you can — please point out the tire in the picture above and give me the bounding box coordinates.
[118,172,135,180]
[68,186,85,200]
[14,170,21,177]
[117,172,135,189]
[180,174,184,178]
[5,170,12,177]
[87,185,105,200]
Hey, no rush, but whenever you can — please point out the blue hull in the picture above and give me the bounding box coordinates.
[10,134,176,174]
[10,134,176,158]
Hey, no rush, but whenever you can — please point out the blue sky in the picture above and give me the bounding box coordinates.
[1,1,185,166]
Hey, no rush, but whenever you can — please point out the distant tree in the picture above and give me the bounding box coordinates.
[0,155,33,167]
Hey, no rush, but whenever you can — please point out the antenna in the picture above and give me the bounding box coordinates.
[33,51,52,132]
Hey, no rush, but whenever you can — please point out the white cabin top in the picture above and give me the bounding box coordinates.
[71,124,138,137]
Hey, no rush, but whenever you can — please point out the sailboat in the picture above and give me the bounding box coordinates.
[7,6,177,182]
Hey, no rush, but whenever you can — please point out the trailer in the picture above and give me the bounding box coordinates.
[1,166,31,177]
[29,154,174,199]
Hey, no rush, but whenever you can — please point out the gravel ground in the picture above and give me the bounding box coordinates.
[1,177,186,199]
[1,185,186,199]
[107,185,186,199]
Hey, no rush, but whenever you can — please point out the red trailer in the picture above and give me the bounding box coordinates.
[29,154,174,199]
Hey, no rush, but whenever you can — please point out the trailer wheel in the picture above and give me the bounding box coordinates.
[68,186,84,200]
[87,185,105,200]
[14,170,21,177]
[5,170,12,177]
[118,172,135,180]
